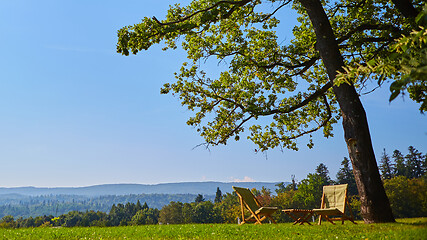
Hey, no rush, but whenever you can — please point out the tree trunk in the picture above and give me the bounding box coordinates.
[391,0,419,19]
[299,0,395,223]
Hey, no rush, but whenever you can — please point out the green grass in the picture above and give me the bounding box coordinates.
[1,218,426,240]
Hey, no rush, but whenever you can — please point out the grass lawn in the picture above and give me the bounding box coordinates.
[1,218,426,240]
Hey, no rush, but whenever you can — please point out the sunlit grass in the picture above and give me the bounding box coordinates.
[1,218,426,239]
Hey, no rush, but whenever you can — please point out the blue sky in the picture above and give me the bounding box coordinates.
[0,0,425,188]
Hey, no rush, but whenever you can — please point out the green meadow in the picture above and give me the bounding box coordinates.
[1,218,426,240]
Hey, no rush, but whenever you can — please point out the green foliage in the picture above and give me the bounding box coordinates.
[382,146,426,179]
[108,203,130,226]
[292,173,324,209]
[131,208,160,225]
[315,163,332,185]
[389,6,427,111]
[348,195,362,220]
[289,163,332,210]
[393,149,407,177]
[159,200,222,224]
[214,192,240,223]
[192,201,222,223]
[336,3,427,112]
[384,176,427,218]
[159,201,184,224]
[6,201,158,228]
[63,211,83,227]
[380,149,393,180]
[336,157,358,196]
[275,182,287,194]
[270,190,299,222]
[405,146,426,178]
[194,194,205,203]
[214,187,222,203]
[0,215,15,228]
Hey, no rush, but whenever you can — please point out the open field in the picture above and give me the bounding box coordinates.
[1,218,426,240]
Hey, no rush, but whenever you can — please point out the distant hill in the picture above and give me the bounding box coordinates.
[0,193,210,218]
[0,182,284,197]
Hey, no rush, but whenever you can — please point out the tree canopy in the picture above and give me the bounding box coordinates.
[118,0,424,150]
[336,3,427,112]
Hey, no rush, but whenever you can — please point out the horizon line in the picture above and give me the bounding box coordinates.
[0,180,285,189]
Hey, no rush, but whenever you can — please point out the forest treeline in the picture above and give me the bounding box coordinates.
[0,194,212,219]
[0,146,425,228]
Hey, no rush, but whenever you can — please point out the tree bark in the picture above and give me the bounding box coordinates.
[298,0,395,223]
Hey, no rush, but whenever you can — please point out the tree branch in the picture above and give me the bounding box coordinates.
[337,23,402,44]
[255,94,332,151]
[215,105,240,135]
[217,115,253,144]
[260,1,292,22]
[252,82,332,116]
[354,36,400,44]
[330,0,367,17]
[278,94,332,141]
[211,50,319,75]
[153,0,252,26]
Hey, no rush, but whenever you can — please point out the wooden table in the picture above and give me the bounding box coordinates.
[282,209,314,225]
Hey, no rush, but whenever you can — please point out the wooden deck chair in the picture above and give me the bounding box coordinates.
[312,184,356,225]
[232,186,278,225]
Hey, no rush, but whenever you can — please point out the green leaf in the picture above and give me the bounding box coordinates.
[389,90,400,102]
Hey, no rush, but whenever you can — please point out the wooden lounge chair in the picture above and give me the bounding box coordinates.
[232,186,278,225]
[312,184,356,225]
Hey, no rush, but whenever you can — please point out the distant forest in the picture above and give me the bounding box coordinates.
[0,194,214,219]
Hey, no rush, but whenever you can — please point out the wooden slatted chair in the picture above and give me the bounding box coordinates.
[232,186,278,225]
[312,184,356,225]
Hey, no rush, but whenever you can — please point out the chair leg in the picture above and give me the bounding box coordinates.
[254,218,263,224]
[239,198,245,223]
[346,216,357,224]
[267,215,276,224]
[325,216,335,225]
[299,213,312,225]
[253,215,263,225]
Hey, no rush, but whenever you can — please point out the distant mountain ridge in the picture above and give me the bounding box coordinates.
[0,182,284,196]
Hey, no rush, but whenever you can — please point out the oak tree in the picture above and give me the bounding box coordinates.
[117,0,424,223]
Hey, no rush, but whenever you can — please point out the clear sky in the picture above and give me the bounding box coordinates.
[0,0,425,188]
